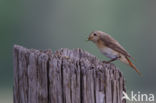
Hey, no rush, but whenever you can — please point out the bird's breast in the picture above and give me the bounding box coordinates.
[99,47,119,59]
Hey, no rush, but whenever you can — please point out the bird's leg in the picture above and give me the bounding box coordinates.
[103,56,121,63]
[106,57,118,63]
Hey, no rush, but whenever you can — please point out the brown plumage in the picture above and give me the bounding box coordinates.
[88,30,141,76]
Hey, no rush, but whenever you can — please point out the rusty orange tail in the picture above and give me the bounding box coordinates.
[126,57,141,76]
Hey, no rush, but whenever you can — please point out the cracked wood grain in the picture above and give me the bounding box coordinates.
[13,45,126,103]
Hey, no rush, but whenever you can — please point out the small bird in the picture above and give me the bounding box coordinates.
[88,30,141,75]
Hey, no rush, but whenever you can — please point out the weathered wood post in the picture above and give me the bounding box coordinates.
[13,45,126,103]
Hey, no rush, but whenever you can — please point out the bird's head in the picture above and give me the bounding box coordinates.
[88,31,104,43]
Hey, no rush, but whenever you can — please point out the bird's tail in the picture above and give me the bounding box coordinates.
[126,57,141,76]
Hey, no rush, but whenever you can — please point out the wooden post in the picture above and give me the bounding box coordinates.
[13,45,126,103]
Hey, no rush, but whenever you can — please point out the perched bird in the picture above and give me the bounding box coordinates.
[88,30,141,75]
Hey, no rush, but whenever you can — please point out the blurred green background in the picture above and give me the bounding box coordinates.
[1,0,156,102]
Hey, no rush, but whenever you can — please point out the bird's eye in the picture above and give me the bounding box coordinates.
[93,33,97,36]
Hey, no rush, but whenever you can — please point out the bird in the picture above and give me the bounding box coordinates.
[88,30,141,75]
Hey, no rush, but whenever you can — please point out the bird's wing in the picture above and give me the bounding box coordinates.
[100,34,131,58]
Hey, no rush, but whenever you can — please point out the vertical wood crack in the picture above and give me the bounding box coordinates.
[13,45,126,103]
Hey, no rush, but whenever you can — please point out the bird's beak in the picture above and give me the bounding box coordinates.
[88,36,92,41]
